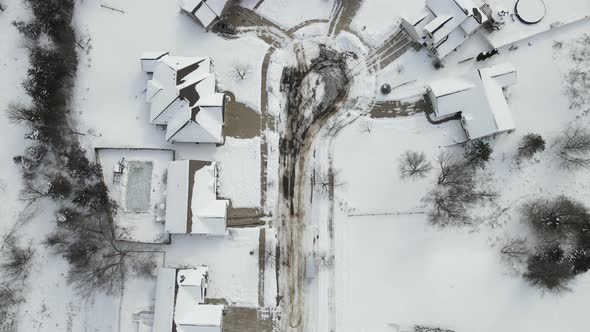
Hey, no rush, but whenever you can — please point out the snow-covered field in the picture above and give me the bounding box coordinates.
[330,15,590,332]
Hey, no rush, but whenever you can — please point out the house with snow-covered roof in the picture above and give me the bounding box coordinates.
[179,0,235,31]
[401,0,494,61]
[141,52,225,144]
[426,62,517,141]
[153,267,224,332]
[164,160,228,236]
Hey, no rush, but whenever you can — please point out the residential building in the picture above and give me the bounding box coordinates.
[141,52,225,144]
[153,267,224,332]
[179,0,235,31]
[165,160,228,236]
[401,0,491,60]
[426,63,517,141]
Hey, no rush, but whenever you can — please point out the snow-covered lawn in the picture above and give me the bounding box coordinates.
[255,0,335,29]
[336,213,590,332]
[330,16,590,332]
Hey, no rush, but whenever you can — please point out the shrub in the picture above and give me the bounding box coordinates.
[47,174,72,199]
[464,140,492,169]
[518,133,546,159]
[522,196,590,241]
[524,245,573,293]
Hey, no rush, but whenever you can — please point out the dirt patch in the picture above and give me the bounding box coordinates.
[369,98,431,119]
[227,207,265,227]
[224,94,261,139]
[223,307,274,332]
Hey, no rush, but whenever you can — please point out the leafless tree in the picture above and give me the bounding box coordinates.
[316,251,334,270]
[396,64,406,74]
[132,254,157,279]
[501,238,529,259]
[314,168,343,196]
[0,240,34,282]
[264,244,276,267]
[6,103,38,124]
[424,151,495,227]
[232,62,251,80]
[435,151,473,187]
[324,117,344,137]
[19,180,49,201]
[48,214,149,296]
[425,187,471,227]
[556,126,590,169]
[358,118,374,134]
[500,237,530,270]
[399,151,432,179]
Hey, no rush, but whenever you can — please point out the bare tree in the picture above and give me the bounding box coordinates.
[314,168,343,196]
[324,117,344,137]
[556,126,590,169]
[399,151,432,179]
[435,151,473,187]
[232,62,251,80]
[500,238,529,259]
[48,213,149,296]
[358,118,374,134]
[264,244,276,267]
[6,103,38,124]
[19,180,49,201]
[131,254,157,279]
[424,151,494,227]
[425,187,471,227]
[0,240,34,282]
[316,251,334,270]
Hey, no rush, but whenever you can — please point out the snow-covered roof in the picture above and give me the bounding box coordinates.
[153,267,223,332]
[152,268,177,332]
[164,161,228,235]
[141,54,224,143]
[190,163,228,236]
[404,0,488,59]
[176,306,224,332]
[427,63,517,140]
[179,0,233,30]
[175,267,223,331]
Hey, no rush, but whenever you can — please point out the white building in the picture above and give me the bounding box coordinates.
[164,160,228,236]
[153,267,224,332]
[179,0,235,31]
[426,62,517,141]
[401,0,492,60]
[141,52,225,144]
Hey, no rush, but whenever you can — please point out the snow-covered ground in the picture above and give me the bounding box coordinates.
[329,15,590,332]
[255,0,335,29]
[3,0,590,331]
